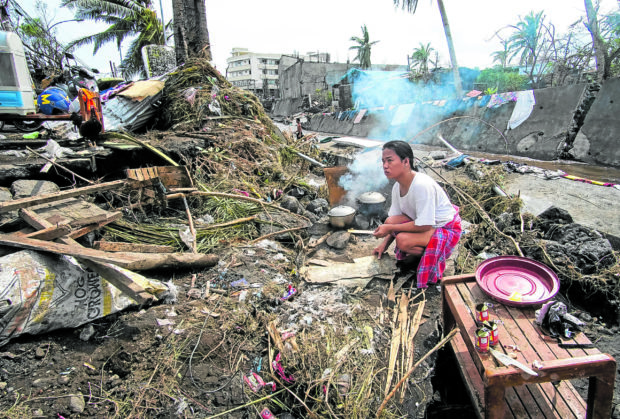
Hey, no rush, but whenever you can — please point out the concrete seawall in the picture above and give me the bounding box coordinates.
[303,80,620,168]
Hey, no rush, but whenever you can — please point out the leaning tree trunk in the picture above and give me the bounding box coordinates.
[437,0,463,97]
[172,0,212,64]
[584,0,609,82]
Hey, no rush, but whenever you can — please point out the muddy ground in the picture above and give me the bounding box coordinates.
[0,125,618,417]
[0,229,619,418]
[0,232,448,418]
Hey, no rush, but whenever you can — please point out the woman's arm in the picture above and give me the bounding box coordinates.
[374,221,432,238]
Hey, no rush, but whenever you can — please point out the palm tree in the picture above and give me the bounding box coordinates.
[172,0,211,64]
[61,0,165,77]
[349,24,379,69]
[506,11,547,86]
[393,0,463,96]
[491,39,510,69]
[410,42,435,75]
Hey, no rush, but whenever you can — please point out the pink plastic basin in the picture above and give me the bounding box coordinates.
[475,256,560,307]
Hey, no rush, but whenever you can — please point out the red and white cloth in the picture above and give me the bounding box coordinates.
[393,206,462,288]
[416,206,462,288]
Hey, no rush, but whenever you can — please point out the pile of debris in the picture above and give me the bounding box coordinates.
[0,58,618,418]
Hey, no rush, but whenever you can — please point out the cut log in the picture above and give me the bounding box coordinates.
[94,241,175,254]
[0,234,218,271]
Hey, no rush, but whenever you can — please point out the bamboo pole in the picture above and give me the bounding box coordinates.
[181,195,197,253]
[376,328,459,417]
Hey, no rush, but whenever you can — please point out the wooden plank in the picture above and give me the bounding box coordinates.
[68,211,122,227]
[441,273,476,285]
[0,180,147,214]
[77,259,156,304]
[20,207,122,241]
[443,282,485,375]
[22,224,71,241]
[94,241,175,254]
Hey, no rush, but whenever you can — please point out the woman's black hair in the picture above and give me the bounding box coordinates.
[383,140,415,170]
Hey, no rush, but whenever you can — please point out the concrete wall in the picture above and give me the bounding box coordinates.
[308,82,620,167]
[278,60,351,100]
[571,78,620,167]
[272,98,304,117]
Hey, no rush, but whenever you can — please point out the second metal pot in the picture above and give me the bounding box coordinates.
[357,192,386,217]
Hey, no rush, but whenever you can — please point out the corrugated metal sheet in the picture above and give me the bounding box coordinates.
[103,91,162,132]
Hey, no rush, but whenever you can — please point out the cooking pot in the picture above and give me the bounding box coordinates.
[357,192,386,217]
[327,205,356,228]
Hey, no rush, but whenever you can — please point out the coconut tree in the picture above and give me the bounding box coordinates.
[61,0,165,77]
[349,24,379,69]
[506,11,553,87]
[393,0,463,96]
[410,42,435,75]
[172,0,211,64]
[491,39,510,69]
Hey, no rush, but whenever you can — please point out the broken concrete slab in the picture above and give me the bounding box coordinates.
[11,180,59,199]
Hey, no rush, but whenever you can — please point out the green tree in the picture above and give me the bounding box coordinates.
[491,39,510,69]
[476,67,529,93]
[349,24,379,69]
[61,0,165,77]
[506,11,555,88]
[410,42,435,76]
[393,0,463,97]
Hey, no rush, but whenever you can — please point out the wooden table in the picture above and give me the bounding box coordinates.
[442,273,616,419]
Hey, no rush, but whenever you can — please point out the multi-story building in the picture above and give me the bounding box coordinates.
[226,48,282,98]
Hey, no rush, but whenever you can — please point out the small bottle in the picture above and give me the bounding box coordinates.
[260,407,275,418]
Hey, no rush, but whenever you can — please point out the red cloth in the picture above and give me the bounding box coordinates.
[415,206,462,288]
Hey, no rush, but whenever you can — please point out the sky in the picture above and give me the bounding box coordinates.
[17,0,620,77]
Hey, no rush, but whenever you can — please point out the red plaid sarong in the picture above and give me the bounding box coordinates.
[416,206,462,288]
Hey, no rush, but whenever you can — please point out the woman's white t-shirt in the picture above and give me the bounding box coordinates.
[388,172,455,228]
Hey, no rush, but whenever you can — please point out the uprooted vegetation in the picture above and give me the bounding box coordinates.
[1,59,619,418]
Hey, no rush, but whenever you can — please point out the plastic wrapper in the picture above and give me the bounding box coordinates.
[0,250,169,347]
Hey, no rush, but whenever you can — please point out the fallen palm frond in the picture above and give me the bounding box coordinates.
[101,131,180,167]
[103,215,259,254]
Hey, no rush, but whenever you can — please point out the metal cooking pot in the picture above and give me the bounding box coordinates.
[327,205,356,228]
[357,192,386,217]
